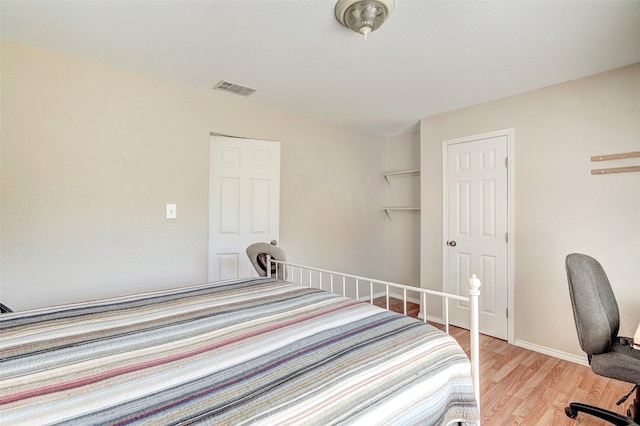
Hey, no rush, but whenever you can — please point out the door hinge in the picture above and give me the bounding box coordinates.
[505,232,509,243]
[505,157,508,168]
[506,308,509,318]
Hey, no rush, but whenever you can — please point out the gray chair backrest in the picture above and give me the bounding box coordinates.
[246,242,286,277]
[566,253,620,356]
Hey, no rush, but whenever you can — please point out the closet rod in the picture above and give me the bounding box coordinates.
[591,151,640,162]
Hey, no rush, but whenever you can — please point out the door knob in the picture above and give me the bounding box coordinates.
[447,240,457,247]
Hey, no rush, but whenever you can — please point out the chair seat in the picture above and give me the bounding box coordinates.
[592,340,640,385]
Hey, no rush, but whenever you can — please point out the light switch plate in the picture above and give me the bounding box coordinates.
[166,204,177,219]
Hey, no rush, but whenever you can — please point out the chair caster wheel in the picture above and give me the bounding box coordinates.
[565,406,578,418]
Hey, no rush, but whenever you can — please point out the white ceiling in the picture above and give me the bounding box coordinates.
[2,0,640,137]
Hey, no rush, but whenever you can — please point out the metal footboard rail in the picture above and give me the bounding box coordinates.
[266,257,482,410]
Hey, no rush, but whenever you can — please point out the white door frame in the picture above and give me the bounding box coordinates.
[441,128,515,344]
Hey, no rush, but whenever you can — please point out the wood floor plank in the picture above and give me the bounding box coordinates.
[372,297,634,425]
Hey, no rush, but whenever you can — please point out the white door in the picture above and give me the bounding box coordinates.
[209,135,280,281]
[443,132,509,340]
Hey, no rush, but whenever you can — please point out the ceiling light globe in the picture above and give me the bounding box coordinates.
[335,0,395,39]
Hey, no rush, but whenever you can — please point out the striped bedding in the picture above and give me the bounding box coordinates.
[0,277,479,425]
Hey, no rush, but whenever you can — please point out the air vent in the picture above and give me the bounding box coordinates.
[213,80,257,97]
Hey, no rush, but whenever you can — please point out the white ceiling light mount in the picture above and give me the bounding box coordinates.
[335,0,395,40]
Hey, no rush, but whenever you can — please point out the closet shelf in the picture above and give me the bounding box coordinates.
[383,207,420,220]
[381,169,420,185]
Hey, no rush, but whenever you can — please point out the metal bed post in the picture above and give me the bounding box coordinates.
[386,287,390,310]
[444,297,450,334]
[403,289,407,316]
[468,274,482,412]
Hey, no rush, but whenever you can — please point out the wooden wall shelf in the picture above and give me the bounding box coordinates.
[591,166,640,175]
[591,151,640,162]
[591,150,640,175]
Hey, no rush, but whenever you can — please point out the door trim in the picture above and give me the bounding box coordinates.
[441,128,515,343]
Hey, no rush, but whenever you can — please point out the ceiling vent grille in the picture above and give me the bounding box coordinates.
[213,80,257,97]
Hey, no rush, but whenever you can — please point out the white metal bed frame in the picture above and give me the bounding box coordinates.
[266,257,482,413]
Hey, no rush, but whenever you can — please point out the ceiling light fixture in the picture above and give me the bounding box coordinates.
[335,0,395,40]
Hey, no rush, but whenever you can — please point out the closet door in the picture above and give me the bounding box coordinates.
[443,132,509,340]
[209,136,280,281]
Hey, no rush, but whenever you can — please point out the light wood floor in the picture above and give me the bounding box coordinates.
[373,297,634,425]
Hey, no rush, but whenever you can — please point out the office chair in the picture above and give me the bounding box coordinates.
[565,253,640,425]
[246,241,286,278]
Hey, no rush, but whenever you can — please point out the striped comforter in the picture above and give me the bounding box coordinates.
[0,278,479,425]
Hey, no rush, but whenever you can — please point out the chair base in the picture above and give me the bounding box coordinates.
[565,400,640,426]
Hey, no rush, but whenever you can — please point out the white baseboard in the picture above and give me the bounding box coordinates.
[514,339,589,367]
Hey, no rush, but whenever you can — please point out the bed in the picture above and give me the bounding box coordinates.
[0,259,481,425]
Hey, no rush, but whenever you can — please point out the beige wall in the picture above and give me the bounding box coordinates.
[4,39,637,362]
[0,40,388,310]
[420,63,640,359]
